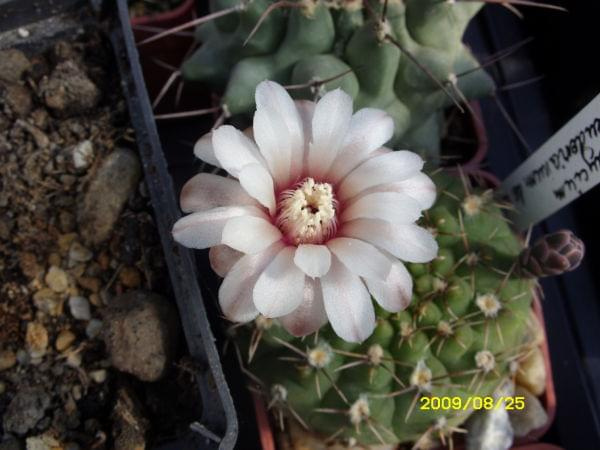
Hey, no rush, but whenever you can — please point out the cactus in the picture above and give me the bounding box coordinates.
[231,170,538,447]
[183,0,494,153]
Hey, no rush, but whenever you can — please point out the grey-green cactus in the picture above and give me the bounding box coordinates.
[183,0,494,153]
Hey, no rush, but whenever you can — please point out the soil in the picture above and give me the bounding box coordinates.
[0,32,201,448]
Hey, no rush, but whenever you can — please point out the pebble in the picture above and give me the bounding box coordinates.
[72,140,94,170]
[77,276,101,293]
[89,369,107,383]
[26,433,62,450]
[516,346,546,396]
[0,49,31,83]
[26,322,48,358]
[103,291,179,382]
[2,386,51,435]
[17,27,30,38]
[68,296,91,321]
[40,60,99,115]
[33,288,63,316]
[55,329,76,352]
[69,241,93,263]
[0,349,17,371]
[45,266,69,293]
[66,351,82,368]
[78,148,141,245]
[85,319,103,339]
[113,388,148,450]
[119,266,141,288]
[4,83,32,117]
[509,386,548,437]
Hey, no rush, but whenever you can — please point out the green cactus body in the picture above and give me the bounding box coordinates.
[185,0,495,153]
[233,172,535,446]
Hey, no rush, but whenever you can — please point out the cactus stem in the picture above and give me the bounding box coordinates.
[243,1,302,47]
[323,369,351,404]
[385,34,465,113]
[381,363,407,388]
[138,3,247,46]
[457,0,567,13]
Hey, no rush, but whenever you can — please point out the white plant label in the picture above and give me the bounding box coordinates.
[501,92,600,230]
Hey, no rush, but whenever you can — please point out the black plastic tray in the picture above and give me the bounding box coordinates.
[0,1,238,448]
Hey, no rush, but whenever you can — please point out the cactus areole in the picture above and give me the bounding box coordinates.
[172,80,438,343]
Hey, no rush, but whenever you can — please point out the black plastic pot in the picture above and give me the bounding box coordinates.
[0,1,238,448]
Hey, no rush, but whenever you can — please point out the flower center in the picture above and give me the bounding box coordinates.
[276,177,338,245]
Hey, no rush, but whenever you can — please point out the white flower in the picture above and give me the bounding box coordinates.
[172,81,438,342]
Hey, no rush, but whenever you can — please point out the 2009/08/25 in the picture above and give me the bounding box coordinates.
[419,396,526,411]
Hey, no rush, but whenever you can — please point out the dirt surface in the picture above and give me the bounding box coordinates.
[0,33,201,449]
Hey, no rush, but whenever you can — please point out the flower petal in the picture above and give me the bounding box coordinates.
[327,237,391,281]
[365,259,413,313]
[321,257,375,343]
[253,107,292,186]
[308,89,353,179]
[328,108,394,183]
[295,99,316,174]
[338,151,424,201]
[219,242,283,322]
[256,81,304,180]
[238,163,276,214]
[194,132,220,168]
[180,173,256,213]
[212,125,265,178]
[353,172,437,211]
[209,245,244,277]
[294,244,331,278]
[340,192,422,224]
[253,247,306,317]
[280,277,327,337]
[221,215,282,254]
[342,219,438,263]
[172,206,260,249]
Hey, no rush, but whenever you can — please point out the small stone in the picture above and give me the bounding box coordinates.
[3,386,51,435]
[89,369,107,383]
[72,140,94,170]
[0,49,31,83]
[58,233,78,255]
[112,388,148,450]
[47,253,61,267]
[78,149,141,245]
[509,386,548,437]
[17,27,30,38]
[0,349,17,371]
[516,346,546,396]
[45,266,69,293]
[33,289,63,316]
[4,83,32,116]
[55,330,76,352]
[26,322,48,358]
[103,291,179,381]
[25,433,62,450]
[85,319,103,339]
[68,296,91,321]
[39,61,99,115]
[69,241,93,263]
[119,266,141,289]
[19,252,43,279]
[16,349,30,365]
[77,276,101,294]
[89,293,102,307]
[66,351,82,368]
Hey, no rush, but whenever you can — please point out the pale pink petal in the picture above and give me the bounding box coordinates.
[328,109,394,183]
[193,132,220,168]
[280,277,327,337]
[256,81,304,180]
[293,244,331,278]
[365,259,413,312]
[253,247,305,317]
[340,192,422,224]
[209,245,244,277]
[321,257,375,343]
[338,151,424,201]
[308,89,353,179]
[352,172,437,211]
[180,173,256,213]
[172,206,260,249]
[342,219,438,263]
[253,107,291,186]
[219,242,283,322]
[238,163,276,214]
[294,100,316,175]
[221,215,282,254]
[212,125,265,178]
[327,237,391,281]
